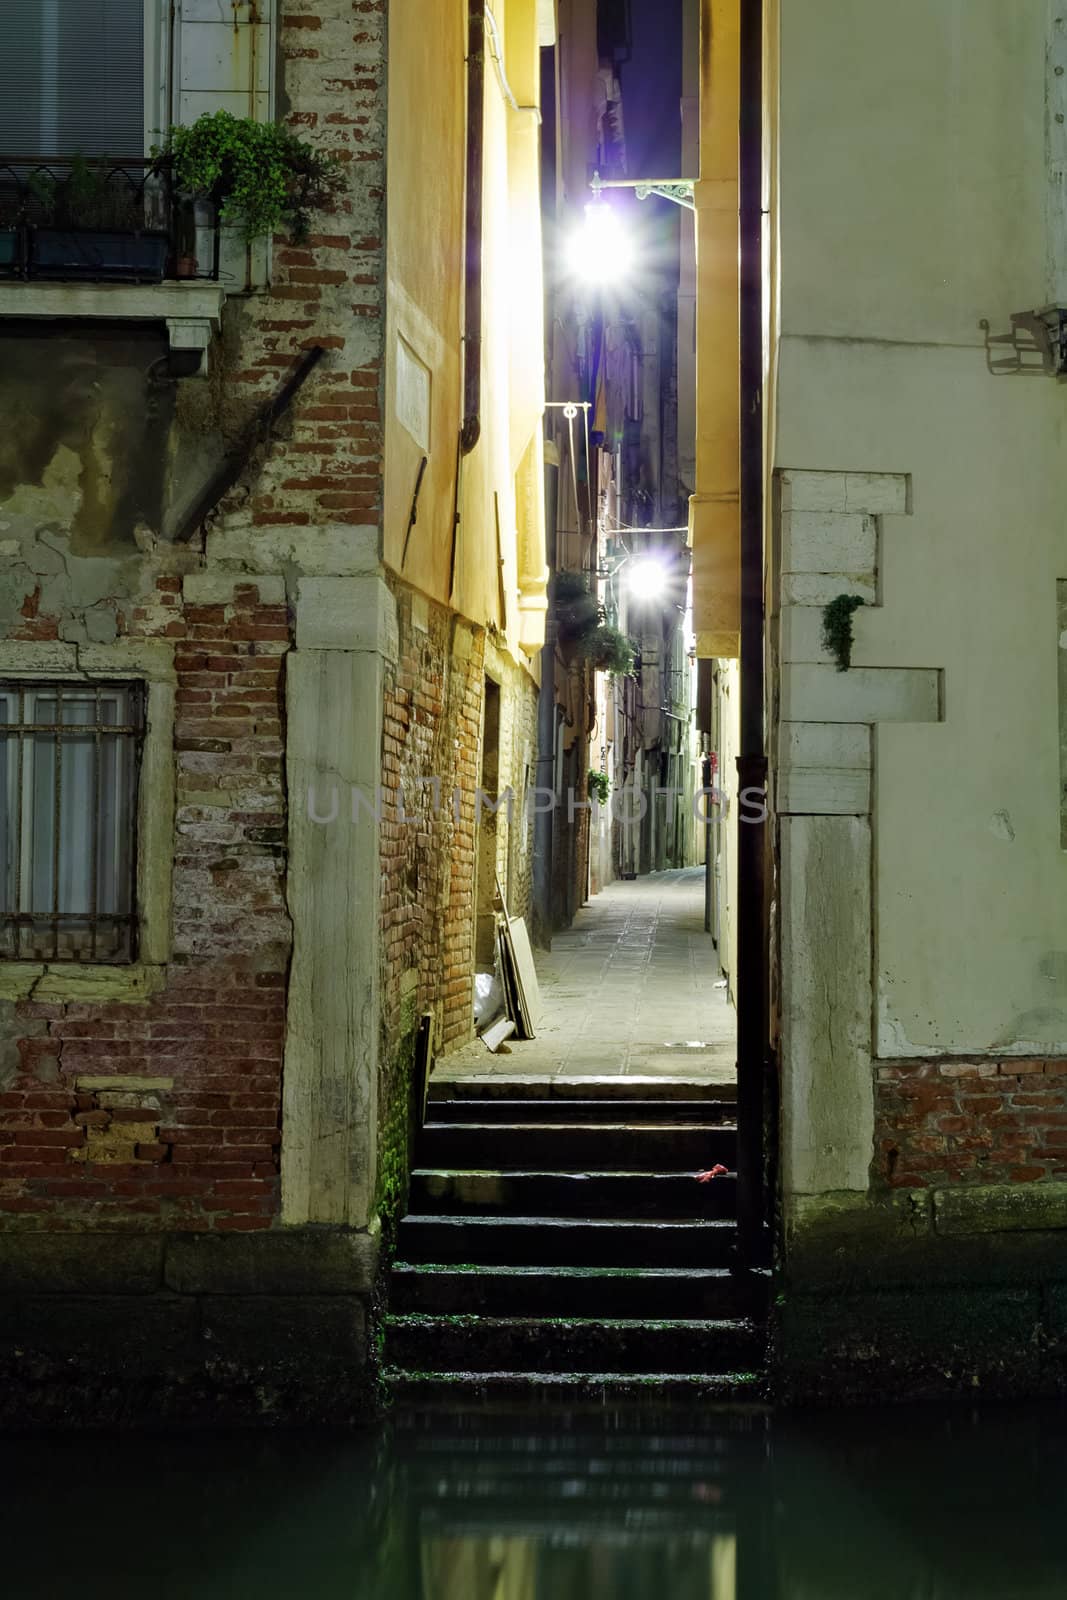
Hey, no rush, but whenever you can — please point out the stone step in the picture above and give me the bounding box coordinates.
[396,1215,737,1267]
[430,1075,736,1102]
[416,1122,735,1171]
[390,1262,769,1320]
[384,1368,767,1407]
[410,1168,738,1219]
[385,1313,765,1374]
[424,1098,737,1125]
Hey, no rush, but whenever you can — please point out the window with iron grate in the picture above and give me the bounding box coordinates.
[0,680,145,963]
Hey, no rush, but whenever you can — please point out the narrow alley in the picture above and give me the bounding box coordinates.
[5,0,1067,1591]
[445,868,736,1081]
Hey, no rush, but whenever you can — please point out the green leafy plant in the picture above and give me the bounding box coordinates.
[587,770,610,805]
[821,593,865,672]
[157,111,344,242]
[553,569,599,638]
[580,624,636,677]
[27,158,145,231]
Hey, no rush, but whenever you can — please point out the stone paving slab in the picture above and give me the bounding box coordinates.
[439,868,737,1082]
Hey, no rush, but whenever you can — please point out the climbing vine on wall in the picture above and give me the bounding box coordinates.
[821,594,865,672]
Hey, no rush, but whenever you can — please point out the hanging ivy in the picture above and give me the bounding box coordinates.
[156,112,344,242]
[821,594,866,672]
[587,770,611,805]
[579,624,637,677]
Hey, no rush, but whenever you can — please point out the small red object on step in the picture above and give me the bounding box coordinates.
[695,1164,729,1183]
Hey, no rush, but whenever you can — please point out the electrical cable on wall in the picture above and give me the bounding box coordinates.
[485,5,541,119]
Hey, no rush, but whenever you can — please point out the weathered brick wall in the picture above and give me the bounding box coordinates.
[201,0,386,538]
[376,584,538,1219]
[876,1058,1067,1189]
[380,588,484,1060]
[0,0,390,1248]
[0,583,291,1232]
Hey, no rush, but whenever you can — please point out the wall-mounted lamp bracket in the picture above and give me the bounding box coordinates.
[589,171,696,212]
[981,308,1067,378]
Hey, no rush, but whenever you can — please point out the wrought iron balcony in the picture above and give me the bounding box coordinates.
[0,156,221,285]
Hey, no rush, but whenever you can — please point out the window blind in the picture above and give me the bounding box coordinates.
[0,0,145,158]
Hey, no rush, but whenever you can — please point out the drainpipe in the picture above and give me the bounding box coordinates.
[735,0,769,1262]
[533,443,560,945]
[461,0,485,455]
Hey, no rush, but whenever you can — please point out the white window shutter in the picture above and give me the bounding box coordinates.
[170,0,274,289]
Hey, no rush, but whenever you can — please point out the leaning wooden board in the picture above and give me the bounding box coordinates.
[497,915,535,1039]
[507,915,542,1032]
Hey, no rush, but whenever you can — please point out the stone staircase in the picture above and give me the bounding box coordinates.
[383,1077,770,1403]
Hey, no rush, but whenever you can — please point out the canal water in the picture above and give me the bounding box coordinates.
[2,1402,1065,1596]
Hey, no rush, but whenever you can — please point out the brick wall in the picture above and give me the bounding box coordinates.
[0,0,391,1242]
[876,1058,1067,1189]
[204,0,386,539]
[0,583,292,1232]
[376,584,538,1219]
[380,587,482,1061]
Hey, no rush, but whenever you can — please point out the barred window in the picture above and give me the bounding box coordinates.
[0,681,145,964]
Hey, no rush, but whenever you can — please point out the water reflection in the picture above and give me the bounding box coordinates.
[1,1403,1066,1597]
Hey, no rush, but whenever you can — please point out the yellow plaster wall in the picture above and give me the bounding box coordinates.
[383,0,465,603]
[383,0,547,668]
[691,0,741,661]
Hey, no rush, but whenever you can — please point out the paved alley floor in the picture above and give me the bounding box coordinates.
[440,867,736,1083]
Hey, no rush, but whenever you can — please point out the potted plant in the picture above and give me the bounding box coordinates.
[156,111,345,243]
[553,570,599,645]
[0,202,19,275]
[579,624,636,677]
[552,572,636,676]
[28,159,169,282]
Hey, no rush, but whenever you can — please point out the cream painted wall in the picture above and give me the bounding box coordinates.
[778,0,1046,346]
[774,0,1067,1056]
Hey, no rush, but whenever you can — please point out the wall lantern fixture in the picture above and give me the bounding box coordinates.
[565,173,696,284]
[589,171,697,212]
[981,307,1067,377]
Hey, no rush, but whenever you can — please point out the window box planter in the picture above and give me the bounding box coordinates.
[29,228,169,284]
[0,228,19,275]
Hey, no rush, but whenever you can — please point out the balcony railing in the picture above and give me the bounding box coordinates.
[0,156,221,285]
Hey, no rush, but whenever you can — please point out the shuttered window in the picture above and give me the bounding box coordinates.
[0,681,145,963]
[0,0,146,158]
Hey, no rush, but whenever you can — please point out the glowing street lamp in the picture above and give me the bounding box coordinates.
[564,171,696,286]
[565,200,635,285]
[626,555,670,602]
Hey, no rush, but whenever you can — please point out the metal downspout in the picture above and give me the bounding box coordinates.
[736,0,770,1261]
[533,445,560,944]
[461,0,485,455]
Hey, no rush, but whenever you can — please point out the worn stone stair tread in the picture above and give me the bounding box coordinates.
[422,1120,722,1131]
[430,1075,737,1100]
[424,1099,738,1125]
[384,1368,767,1399]
[412,1171,735,1184]
[397,1215,736,1266]
[400,1214,734,1228]
[385,1306,764,1374]
[417,1125,735,1162]
[392,1261,740,1277]
[387,1313,756,1332]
